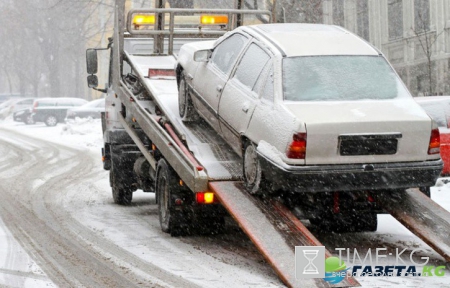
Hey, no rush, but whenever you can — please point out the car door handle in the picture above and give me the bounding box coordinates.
[216,85,223,93]
[242,103,249,113]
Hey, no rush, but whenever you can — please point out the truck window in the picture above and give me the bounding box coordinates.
[210,33,248,76]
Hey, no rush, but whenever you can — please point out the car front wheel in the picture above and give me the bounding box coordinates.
[44,115,58,126]
[178,72,198,122]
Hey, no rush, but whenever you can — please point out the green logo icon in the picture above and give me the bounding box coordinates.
[324,257,347,284]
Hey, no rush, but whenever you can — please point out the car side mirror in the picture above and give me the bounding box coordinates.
[86,48,98,74]
[87,75,99,88]
[194,49,212,62]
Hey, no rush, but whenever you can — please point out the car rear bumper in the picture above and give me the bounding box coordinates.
[258,152,443,192]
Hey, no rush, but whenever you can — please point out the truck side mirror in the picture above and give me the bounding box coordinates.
[87,75,99,88]
[194,49,212,62]
[86,49,98,74]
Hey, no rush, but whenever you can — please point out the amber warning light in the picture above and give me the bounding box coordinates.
[200,15,228,25]
[132,14,155,26]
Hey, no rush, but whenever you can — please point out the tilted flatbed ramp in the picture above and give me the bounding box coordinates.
[210,181,360,288]
[376,188,450,263]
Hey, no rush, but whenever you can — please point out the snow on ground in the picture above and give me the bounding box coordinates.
[1,115,450,287]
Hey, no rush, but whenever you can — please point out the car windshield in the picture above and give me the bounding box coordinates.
[283,56,410,101]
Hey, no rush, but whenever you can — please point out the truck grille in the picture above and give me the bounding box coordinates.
[339,133,401,156]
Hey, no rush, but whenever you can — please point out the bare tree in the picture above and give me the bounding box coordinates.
[411,2,444,95]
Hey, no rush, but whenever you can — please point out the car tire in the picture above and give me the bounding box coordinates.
[178,72,198,122]
[24,115,35,125]
[243,142,265,194]
[156,159,188,236]
[110,165,133,205]
[44,115,58,127]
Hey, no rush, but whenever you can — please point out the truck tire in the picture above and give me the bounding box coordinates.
[110,162,133,205]
[44,115,58,127]
[178,72,198,122]
[310,212,377,233]
[156,159,188,236]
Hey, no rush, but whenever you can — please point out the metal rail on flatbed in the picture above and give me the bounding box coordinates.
[210,182,360,288]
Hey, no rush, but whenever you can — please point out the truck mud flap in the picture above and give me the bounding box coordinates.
[375,188,450,263]
[210,182,360,288]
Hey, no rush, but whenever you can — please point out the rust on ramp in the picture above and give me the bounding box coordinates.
[210,181,360,288]
[375,188,450,263]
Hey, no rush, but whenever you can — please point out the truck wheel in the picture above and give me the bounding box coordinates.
[243,142,264,194]
[178,73,198,122]
[156,159,187,236]
[44,115,58,126]
[110,164,133,205]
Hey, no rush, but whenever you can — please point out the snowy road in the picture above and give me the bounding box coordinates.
[0,119,450,287]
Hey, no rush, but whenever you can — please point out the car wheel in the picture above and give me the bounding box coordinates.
[44,115,58,127]
[24,115,35,125]
[243,142,264,194]
[156,159,188,236]
[178,72,198,122]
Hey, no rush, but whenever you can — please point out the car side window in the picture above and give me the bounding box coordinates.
[233,43,270,93]
[210,33,248,75]
[260,66,274,103]
[20,99,34,105]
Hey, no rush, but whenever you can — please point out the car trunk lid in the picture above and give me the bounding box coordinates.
[284,99,432,165]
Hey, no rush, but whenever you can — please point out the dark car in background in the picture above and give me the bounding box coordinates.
[13,108,35,124]
[31,97,88,126]
[66,98,105,120]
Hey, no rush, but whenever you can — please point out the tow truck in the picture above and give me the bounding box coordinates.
[86,1,450,287]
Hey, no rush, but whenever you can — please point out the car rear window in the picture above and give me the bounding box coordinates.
[283,56,410,101]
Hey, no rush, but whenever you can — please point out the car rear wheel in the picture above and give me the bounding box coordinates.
[178,72,198,122]
[243,142,265,194]
[44,115,58,126]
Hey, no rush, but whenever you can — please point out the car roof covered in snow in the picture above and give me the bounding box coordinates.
[245,23,379,57]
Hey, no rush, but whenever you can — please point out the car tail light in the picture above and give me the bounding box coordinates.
[428,128,440,155]
[286,132,307,159]
[32,101,38,113]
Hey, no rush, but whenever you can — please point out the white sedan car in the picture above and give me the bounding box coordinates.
[176,23,442,195]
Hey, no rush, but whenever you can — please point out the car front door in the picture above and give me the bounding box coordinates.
[218,43,272,155]
[192,33,249,132]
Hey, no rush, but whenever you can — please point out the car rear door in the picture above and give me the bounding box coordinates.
[192,33,249,131]
[218,43,272,155]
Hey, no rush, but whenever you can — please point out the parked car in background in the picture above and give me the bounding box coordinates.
[415,96,450,176]
[66,98,105,120]
[0,98,34,119]
[31,97,88,126]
